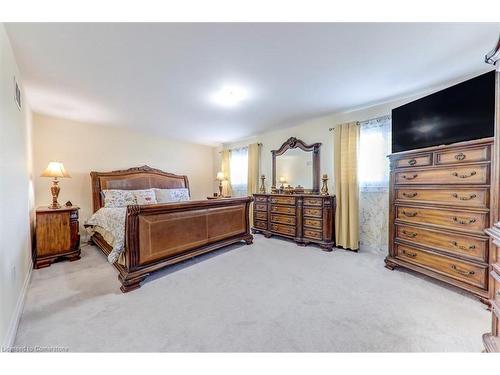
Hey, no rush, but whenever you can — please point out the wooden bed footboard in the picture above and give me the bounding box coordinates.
[96,197,253,292]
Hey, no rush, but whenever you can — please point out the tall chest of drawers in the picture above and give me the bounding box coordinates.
[385,137,495,303]
[252,193,336,251]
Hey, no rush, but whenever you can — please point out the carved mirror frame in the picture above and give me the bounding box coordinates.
[271,137,322,193]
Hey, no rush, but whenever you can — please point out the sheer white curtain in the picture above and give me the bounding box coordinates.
[230,147,249,197]
[358,116,391,254]
[359,116,391,192]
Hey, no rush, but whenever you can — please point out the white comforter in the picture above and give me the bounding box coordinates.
[85,207,127,263]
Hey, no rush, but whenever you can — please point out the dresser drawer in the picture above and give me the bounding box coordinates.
[396,224,488,262]
[270,196,296,205]
[303,207,322,218]
[395,165,489,185]
[304,218,322,229]
[254,211,267,221]
[395,187,489,208]
[395,153,432,168]
[395,243,488,289]
[396,206,487,234]
[255,203,267,211]
[304,228,322,240]
[253,220,267,230]
[271,214,296,226]
[303,197,323,207]
[435,146,490,165]
[254,196,268,203]
[270,223,296,236]
[270,205,296,216]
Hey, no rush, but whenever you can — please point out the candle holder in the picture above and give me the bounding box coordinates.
[259,175,266,193]
[321,174,329,195]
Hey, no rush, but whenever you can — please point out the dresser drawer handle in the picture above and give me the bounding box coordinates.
[402,230,417,238]
[452,216,476,225]
[450,241,476,251]
[454,152,466,161]
[450,264,475,277]
[407,159,417,166]
[451,193,476,201]
[402,174,418,180]
[452,171,476,179]
[402,250,417,258]
[402,210,418,217]
[402,192,418,198]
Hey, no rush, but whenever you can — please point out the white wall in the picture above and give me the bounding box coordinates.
[32,114,216,232]
[0,24,34,348]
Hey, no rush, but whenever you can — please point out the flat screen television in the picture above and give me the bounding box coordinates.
[391,70,496,153]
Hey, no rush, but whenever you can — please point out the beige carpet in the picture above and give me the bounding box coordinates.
[15,236,489,352]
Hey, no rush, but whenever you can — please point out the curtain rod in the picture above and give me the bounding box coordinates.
[328,115,391,131]
[218,143,262,153]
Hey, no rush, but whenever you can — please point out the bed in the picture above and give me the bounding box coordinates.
[88,165,253,292]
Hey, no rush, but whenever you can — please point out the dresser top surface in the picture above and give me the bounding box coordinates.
[389,136,493,158]
[253,193,332,198]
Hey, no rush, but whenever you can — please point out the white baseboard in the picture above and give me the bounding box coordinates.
[1,261,32,351]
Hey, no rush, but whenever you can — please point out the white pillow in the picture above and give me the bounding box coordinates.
[155,188,190,203]
[132,189,157,205]
[102,190,136,208]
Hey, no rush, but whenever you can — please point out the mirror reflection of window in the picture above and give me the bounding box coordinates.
[275,148,313,189]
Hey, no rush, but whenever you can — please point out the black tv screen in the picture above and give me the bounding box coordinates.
[392,70,495,153]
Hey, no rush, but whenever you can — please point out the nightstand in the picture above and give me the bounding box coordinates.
[34,206,81,269]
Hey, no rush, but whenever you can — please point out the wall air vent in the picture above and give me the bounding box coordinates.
[13,76,21,110]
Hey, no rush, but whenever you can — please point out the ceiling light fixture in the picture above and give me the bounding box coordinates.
[211,86,248,107]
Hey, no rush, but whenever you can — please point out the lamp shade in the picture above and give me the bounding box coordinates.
[216,171,225,181]
[41,162,70,178]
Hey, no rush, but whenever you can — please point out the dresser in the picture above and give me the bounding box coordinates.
[483,225,500,352]
[252,193,336,251]
[34,206,81,269]
[385,137,494,303]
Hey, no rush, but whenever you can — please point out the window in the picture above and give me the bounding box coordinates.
[230,147,248,196]
[358,116,391,192]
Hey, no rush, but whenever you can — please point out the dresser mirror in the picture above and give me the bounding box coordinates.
[271,137,321,193]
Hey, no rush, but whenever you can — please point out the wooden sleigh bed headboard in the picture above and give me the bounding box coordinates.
[90,165,190,213]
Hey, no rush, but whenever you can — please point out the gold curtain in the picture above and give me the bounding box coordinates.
[221,149,232,196]
[333,121,360,250]
[247,143,260,195]
[247,143,261,224]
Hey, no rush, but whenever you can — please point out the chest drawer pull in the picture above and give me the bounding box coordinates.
[402,230,417,238]
[408,159,417,166]
[402,210,418,217]
[452,171,476,179]
[451,193,477,201]
[402,250,417,258]
[402,192,418,198]
[450,264,475,277]
[450,241,476,251]
[454,152,466,161]
[452,216,476,225]
[402,174,418,180]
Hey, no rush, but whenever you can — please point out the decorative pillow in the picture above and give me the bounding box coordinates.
[102,190,136,208]
[132,189,157,205]
[154,188,190,203]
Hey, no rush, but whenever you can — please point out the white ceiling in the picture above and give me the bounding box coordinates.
[5,23,500,145]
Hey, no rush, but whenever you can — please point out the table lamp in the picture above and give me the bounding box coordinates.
[216,171,226,197]
[41,162,71,209]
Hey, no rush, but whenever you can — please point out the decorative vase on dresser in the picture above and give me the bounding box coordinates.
[34,206,81,268]
[385,137,495,304]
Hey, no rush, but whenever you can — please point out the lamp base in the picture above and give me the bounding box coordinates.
[49,179,61,209]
